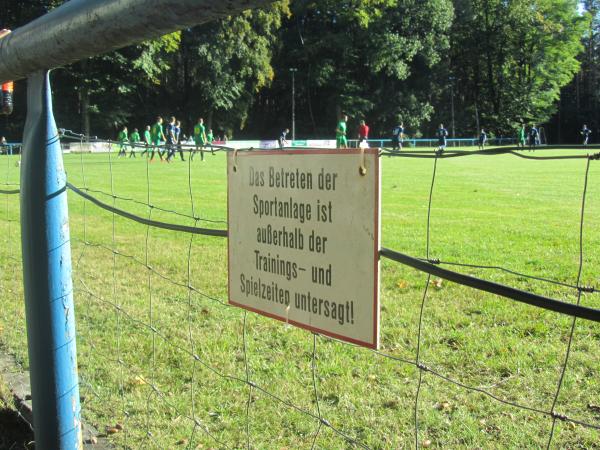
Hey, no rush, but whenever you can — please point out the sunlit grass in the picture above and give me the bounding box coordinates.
[0,147,598,448]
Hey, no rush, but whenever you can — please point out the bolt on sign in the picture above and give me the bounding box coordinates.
[228,149,381,349]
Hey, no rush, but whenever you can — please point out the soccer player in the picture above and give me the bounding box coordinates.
[528,125,539,150]
[117,126,128,157]
[391,122,404,151]
[357,120,369,147]
[336,115,348,149]
[140,125,152,157]
[478,128,487,150]
[192,117,207,161]
[581,124,592,146]
[207,128,215,155]
[437,123,448,152]
[165,116,177,162]
[129,127,140,158]
[150,116,166,161]
[518,124,526,148]
[278,128,289,149]
[174,120,185,161]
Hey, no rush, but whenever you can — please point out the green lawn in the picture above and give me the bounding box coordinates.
[0,147,599,449]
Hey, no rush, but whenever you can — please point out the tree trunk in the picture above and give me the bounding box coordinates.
[80,86,90,141]
[307,65,317,133]
[207,109,214,129]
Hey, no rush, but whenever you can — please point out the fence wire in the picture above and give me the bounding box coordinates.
[1,136,599,448]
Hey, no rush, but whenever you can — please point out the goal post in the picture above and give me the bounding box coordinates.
[20,70,82,450]
[2,1,275,449]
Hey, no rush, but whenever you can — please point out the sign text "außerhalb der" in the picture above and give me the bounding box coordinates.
[228,149,380,348]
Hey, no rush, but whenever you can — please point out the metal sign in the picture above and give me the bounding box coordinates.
[228,149,381,348]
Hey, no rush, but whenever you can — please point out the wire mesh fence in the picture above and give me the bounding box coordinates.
[1,134,599,448]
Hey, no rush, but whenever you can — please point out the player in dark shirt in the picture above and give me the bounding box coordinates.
[478,129,487,150]
[391,122,404,151]
[437,124,448,152]
[581,124,592,146]
[164,116,177,162]
[528,125,539,150]
[278,128,289,149]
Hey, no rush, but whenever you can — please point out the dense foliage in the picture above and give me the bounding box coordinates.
[0,0,594,141]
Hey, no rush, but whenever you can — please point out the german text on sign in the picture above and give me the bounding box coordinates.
[228,149,381,349]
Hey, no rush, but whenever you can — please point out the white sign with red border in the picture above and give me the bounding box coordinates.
[228,149,381,349]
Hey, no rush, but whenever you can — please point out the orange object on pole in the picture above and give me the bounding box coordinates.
[0,29,12,115]
[1,81,13,115]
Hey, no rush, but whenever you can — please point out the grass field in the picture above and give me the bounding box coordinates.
[0,147,599,449]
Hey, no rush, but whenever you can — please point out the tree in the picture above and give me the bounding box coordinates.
[549,1,599,143]
[449,0,588,136]
[52,33,180,139]
[245,0,454,139]
[167,1,290,137]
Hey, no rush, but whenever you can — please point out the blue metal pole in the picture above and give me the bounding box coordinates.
[20,70,82,450]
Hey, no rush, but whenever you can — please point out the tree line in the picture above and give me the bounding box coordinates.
[0,0,594,143]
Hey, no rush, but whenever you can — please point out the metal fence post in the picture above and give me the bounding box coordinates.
[20,70,82,450]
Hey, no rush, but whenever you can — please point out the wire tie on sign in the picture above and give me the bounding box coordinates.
[285,303,291,325]
[233,149,239,172]
[428,258,441,265]
[248,380,258,388]
[359,147,367,176]
[192,354,201,361]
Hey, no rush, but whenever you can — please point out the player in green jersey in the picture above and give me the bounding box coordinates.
[140,125,152,157]
[518,124,526,148]
[150,116,166,161]
[117,126,128,157]
[206,128,215,154]
[336,115,348,149]
[129,128,140,158]
[192,117,207,161]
